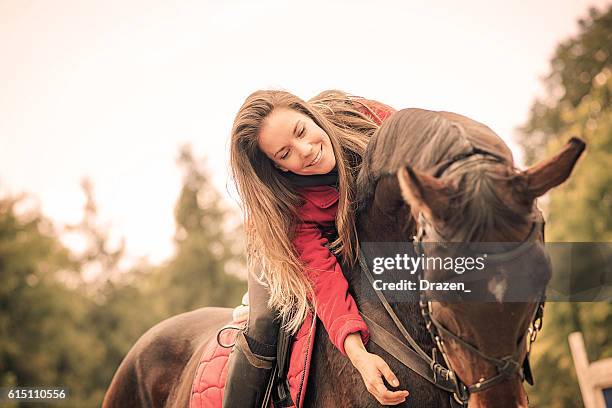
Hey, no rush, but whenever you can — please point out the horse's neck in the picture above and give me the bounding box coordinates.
[309,175,449,407]
[347,179,433,351]
[356,175,415,242]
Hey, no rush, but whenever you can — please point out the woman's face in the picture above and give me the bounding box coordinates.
[258,108,336,175]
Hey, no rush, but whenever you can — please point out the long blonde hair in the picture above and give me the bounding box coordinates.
[230,89,383,333]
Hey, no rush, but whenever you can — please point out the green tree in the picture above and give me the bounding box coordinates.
[152,145,246,315]
[87,265,164,406]
[75,148,247,406]
[0,147,247,407]
[517,5,612,407]
[0,195,105,407]
[518,6,611,165]
[66,181,164,406]
[64,178,125,288]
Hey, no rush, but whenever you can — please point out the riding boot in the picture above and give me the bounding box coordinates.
[222,330,277,408]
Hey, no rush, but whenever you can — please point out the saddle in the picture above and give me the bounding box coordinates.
[190,297,317,408]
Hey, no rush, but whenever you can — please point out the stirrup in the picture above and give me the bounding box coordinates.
[216,325,244,348]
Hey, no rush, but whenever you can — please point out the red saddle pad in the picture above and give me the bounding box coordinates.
[190,313,317,408]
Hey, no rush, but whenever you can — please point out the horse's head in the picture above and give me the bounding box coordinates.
[395,132,585,407]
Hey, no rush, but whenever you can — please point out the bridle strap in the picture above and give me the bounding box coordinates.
[425,298,540,393]
[433,147,507,178]
[478,219,542,264]
[359,250,431,362]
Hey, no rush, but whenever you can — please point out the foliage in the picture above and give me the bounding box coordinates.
[0,196,105,407]
[518,6,612,165]
[0,145,246,407]
[516,5,612,407]
[150,145,246,315]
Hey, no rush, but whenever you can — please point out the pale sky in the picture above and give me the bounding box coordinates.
[1,0,609,266]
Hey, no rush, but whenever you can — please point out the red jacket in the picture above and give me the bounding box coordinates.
[292,100,395,356]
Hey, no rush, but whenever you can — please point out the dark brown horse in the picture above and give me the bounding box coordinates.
[103,109,585,407]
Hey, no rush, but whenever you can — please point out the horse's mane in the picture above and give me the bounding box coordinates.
[356,108,530,241]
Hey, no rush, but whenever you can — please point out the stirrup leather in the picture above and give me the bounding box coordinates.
[234,330,276,369]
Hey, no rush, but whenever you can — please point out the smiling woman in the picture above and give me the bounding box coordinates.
[225,89,398,407]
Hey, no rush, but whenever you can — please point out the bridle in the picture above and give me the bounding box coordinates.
[359,147,546,406]
[414,212,545,404]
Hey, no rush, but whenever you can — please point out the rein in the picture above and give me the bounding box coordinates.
[358,250,462,393]
[359,147,546,406]
[359,248,469,406]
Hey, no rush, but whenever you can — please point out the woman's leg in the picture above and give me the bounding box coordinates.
[222,265,280,408]
[244,264,281,349]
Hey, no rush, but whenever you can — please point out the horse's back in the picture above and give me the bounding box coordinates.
[103,307,233,408]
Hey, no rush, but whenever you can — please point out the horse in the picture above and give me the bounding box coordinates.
[102,108,585,407]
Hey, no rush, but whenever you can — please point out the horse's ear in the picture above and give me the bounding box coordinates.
[397,166,451,222]
[515,137,586,202]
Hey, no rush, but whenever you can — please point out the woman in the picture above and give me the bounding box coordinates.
[225,89,409,407]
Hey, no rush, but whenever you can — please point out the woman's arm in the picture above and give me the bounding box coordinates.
[293,222,409,405]
[292,220,369,355]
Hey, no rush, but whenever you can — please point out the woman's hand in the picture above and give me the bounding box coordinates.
[344,333,409,405]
